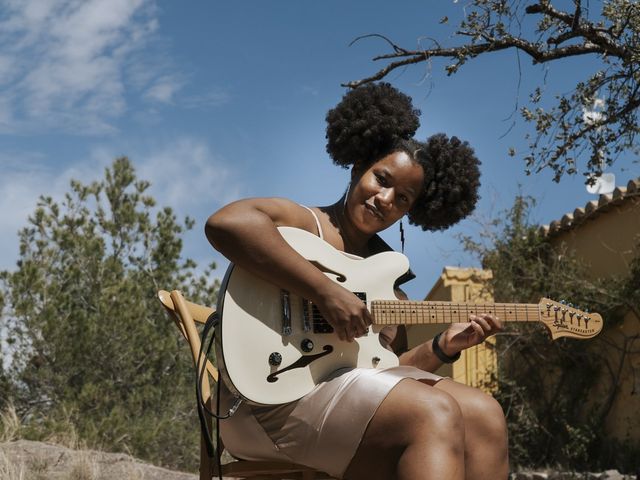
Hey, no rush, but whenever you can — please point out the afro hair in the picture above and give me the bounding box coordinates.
[408,133,481,231]
[325,83,420,170]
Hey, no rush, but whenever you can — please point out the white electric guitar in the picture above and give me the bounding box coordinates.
[215,227,603,405]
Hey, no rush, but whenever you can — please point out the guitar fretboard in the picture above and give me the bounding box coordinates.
[371,300,541,325]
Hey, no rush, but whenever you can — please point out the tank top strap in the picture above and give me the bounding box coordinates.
[299,205,324,240]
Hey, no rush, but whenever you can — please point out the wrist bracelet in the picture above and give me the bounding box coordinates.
[432,332,461,364]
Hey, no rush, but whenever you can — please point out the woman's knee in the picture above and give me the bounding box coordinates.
[409,385,465,443]
[464,391,508,444]
[345,381,468,479]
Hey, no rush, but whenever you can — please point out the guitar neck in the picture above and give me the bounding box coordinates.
[371,300,541,325]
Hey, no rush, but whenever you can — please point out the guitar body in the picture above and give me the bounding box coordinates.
[215,227,408,405]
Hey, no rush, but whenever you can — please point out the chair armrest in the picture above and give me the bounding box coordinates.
[157,290,219,382]
[157,290,215,324]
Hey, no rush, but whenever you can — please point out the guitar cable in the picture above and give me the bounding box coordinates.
[196,311,242,480]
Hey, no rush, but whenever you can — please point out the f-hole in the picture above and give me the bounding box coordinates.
[309,260,346,283]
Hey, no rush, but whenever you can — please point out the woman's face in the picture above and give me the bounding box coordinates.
[347,151,424,235]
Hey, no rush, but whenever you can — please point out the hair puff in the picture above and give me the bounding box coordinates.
[325,83,420,170]
[408,133,481,231]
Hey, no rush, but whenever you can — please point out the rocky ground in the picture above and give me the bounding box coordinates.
[510,472,636,480]
[1,439,635,480]
[0,440,197,480]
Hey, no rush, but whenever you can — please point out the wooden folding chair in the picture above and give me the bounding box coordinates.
[157,289,336,480]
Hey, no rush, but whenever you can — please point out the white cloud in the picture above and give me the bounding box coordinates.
[0,0,158,133]
[181,88,232,108]
[144,75,185,104]
[135,137,242,215]
[0,0,231,133]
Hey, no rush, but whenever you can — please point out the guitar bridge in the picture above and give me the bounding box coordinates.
[281,290,292,336]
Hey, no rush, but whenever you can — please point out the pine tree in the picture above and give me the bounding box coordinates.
[0,157,219,470]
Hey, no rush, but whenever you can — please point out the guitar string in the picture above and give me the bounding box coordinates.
[306,304,542,325]
[304,299,585,328]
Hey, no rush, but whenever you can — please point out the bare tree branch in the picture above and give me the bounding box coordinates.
[343,0,640,183]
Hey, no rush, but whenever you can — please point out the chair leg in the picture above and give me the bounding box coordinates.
[200,397,220,480]
[199,434,214,480]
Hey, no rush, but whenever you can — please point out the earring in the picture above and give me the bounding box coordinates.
[399,217,405,253]
[343,184,350,212]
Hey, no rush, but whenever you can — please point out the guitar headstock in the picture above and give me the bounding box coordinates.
[537,298,603,340]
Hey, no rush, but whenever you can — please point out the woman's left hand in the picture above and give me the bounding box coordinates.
[439,314,503,357]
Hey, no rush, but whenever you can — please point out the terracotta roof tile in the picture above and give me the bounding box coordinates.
[539,177,640,238]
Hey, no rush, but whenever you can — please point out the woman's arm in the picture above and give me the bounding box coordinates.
[205,198,370,341]
[398,314,503,371]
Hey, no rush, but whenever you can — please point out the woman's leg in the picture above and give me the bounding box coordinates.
[434,379,509,480]
[344,379,465,480]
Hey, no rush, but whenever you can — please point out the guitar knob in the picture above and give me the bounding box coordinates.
[301,338,314,353]
[268,352,283,366]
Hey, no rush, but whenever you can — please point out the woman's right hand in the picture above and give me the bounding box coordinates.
[315,282,373,342]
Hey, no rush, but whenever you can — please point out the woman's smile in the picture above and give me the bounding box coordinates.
[365,202,384,221]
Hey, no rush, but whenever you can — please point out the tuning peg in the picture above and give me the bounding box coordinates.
[560,299,566,304]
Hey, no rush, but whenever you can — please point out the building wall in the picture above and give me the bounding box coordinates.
[547,196,640,445]
[551,199,640,279]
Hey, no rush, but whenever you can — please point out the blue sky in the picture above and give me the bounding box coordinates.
[0,0,635,300]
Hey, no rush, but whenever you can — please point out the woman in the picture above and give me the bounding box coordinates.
[206,83,508,480]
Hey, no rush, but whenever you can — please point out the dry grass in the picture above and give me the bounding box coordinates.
[25,455,50,480]
[0,450,25,480]
[118,461,147,480]
[0,403,21,443]
[68,451,101,480]
[46,423,82,451]
[43,405,85,451]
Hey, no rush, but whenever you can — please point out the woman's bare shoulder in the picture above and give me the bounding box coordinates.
[214,197,319,233]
